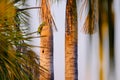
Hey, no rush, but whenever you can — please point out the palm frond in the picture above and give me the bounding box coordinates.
[80,0,98,34]
[0,0,41,80]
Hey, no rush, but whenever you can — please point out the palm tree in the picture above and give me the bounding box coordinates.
[108,0,115,79]
[65,0,78,80]
[0,0,40,80]
[98,0,108,80]
[39,0,56,79]
[82,0,106,80]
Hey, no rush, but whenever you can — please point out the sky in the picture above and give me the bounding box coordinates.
[28,0,65,80]
[27,0,100,80]
[27,0,120,80]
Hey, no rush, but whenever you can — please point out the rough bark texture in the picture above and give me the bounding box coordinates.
[40,25,53,80]
[65,0,78,80]
[39,0,54,80]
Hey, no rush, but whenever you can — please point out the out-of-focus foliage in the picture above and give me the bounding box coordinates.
[0,0,40,80]
[80,0,98,34]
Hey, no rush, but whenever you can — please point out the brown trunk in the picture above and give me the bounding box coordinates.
[108,0,115,79]
[40,25,53,80]
[65,0,78,80]
[98,0,107,80]
[39,0,54,80]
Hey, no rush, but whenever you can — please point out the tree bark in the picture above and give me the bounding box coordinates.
[65,0,78,80]
[39,0,54,80]
[40,25,54,80]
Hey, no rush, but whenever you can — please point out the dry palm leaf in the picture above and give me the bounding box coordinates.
[80,0,98,34]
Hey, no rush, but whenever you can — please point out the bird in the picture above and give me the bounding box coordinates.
[37,22,46,35]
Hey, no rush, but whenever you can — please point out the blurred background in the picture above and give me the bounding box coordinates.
[28,0,120,80]
[0,0,119,80]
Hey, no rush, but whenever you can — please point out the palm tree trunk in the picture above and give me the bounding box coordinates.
[65,0,78,80]
[39,0,54,80]
[40,25,53,80]
[98,0,106,80]
[108,0,115,79]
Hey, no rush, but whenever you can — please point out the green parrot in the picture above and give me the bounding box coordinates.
[37,22,46,35]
